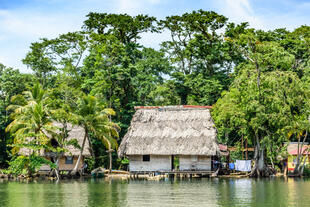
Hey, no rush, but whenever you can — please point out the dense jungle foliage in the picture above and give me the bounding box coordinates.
[0,10,309,176]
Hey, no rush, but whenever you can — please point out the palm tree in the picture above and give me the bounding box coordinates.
[101,126,119,172]
[72,95,119,174]
[6,83,57,176]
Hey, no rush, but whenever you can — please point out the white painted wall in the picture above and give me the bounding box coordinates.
[129,155,171,172]
[179,155,211,171]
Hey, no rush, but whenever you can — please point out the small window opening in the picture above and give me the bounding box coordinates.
[65,156,74,164]
[143,155,150,162]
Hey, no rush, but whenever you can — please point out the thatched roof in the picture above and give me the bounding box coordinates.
[118,105,219,157]
[19,122,91,157]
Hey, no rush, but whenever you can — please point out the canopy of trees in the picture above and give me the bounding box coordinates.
[0,10,309,177]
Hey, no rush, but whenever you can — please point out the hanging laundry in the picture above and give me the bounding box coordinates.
[235,160,251,172]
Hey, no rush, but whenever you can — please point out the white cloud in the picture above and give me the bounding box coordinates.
[116,0,161,14]
[0,9,82,39]
[216,0,310,31]
[0,40,31,72]
[217,0,265,29]
[148,0,161,4]
[117,0,142,14]
[0,7,85,73]
[0,56,5,64]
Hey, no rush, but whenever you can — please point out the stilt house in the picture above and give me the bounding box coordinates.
[118,105,220,172]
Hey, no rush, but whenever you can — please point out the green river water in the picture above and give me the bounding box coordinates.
[0,177,309,207]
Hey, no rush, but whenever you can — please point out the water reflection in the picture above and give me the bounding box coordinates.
[125,179,217,207]
[216,178,252,206]
[86,178,129,207]
[0,180,8,207]
[287,177,310,207]
[0,177,309,207]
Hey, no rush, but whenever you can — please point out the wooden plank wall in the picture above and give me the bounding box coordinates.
[179,155,211,171]
[129,155,171,172]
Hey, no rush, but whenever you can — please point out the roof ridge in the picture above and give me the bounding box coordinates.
[134,105,212,110]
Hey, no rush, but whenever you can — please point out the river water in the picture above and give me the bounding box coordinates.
[0,177,309,207]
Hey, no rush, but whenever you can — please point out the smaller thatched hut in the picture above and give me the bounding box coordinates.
[19,122,91,172]
[118,105,220,172]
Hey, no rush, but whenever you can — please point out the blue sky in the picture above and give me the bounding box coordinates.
[0,0,310,72]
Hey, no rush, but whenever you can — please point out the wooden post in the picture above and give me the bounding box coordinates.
[245,139,248,160]
[241,135,244,160]
[226,154,230,170]
[106,149,114,173]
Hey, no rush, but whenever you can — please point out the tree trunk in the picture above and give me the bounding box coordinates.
[248,50,273,177]
[87,136,94,157]
[54,157,60,181]
[250,135,273,177]
[180,93,187,105]
[109,151,112,173]
[71,130,87,175]
[293,131,307,176]
[106,148,114,173]
[270,156,275,170]
[300,155,308,175]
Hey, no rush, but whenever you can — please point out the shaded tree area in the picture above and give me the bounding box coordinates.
[0,64,34,168]
[213,24,310,176]
[1,11,310,176]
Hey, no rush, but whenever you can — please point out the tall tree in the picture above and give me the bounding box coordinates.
[23,32,88,87]
[72,95,119,174]
[83,12,157,45]
[160,10,237,105]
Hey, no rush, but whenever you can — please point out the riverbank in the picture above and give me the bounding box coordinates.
[0,169,308,182]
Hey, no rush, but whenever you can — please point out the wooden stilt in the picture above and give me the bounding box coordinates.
[241,135,244,160]
[246,139,248,160]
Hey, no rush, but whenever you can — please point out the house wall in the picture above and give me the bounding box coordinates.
[129,155,171,172]
[58,156,84,171]
[179,155,211,171]
[288,155,310,171]
[39,156,84,171]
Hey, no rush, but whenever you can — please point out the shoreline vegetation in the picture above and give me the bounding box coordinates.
[1,10,310,180]
[0,171,306,183]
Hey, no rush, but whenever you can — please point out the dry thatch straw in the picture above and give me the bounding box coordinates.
[19,122,91,157]
[118,105,219,157]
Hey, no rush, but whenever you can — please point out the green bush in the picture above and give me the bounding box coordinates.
[303,166,310,177]
[117,158,129,170]
[84,157,95,173]
[8,154,56,176]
